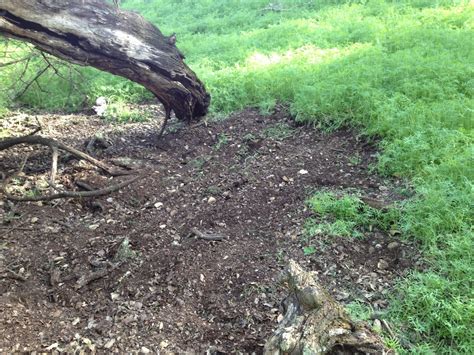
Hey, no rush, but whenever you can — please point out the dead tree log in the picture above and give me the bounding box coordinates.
[265,260,389,354]
[0,0,210,122]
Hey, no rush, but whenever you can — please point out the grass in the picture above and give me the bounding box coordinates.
[0,0,473,353]
[262,122,294,140]
[304,191,400,239]
[104,101,152,123]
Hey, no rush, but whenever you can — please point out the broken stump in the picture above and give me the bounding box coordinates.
[265,260,390,354]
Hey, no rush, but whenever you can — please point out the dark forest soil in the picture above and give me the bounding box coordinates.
[0,107,420,353]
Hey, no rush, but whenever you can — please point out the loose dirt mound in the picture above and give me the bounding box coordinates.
[0,107,418,352]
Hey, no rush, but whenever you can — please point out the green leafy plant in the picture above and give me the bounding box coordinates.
[114,237,138,261]
[349,153,362,165]
[189,157,208,170]
[303,246,317,256]
[346,301,373,322]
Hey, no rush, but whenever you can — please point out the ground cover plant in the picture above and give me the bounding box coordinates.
[304,191,401,239]
[1,0,472,353]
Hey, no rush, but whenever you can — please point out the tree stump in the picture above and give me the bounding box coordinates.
[265,260,389,354]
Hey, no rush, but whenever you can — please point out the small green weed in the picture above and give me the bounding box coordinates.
[303,246,317,256]
[206,185,222,196]
[114,237,138,261]
[214,133,230,150]
[275,249,286,264]
[189,157,207,170]
[346,301,373,322]
[258,98,277,115]
[242,133,258,143]
[25,188,42,198]
[262,122,294,140]
[349,153,362,165]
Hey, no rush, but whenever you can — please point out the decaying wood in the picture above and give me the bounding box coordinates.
[0,0,210,122]
[265,260,389,354]
[75,262,121,290]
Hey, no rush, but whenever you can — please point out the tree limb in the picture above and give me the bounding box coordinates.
[0,133,142,201]
[0,0,210,121]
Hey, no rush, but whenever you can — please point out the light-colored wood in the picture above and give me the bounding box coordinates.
[265,260,389,354]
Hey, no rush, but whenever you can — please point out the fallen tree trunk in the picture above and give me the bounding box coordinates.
[265,260,389,354]
[0,0,210,121]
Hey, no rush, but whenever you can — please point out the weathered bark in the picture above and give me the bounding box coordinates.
[0,0,210,121]
[265,260,389,354]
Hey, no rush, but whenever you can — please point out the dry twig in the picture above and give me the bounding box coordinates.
[0,268,27,281]
[0,135,130,176]
[1,133,142,201]
[3,175,142,202]
[75,262,121,290]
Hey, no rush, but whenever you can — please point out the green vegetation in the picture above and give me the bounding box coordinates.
[303,245,317,256]
[263,122,294,140]
[104,101,151,123]
[305,191,400,239]
[214,133,230,150]
[346,300,373,321]
[114,237,139,261]
[1,0,472,353]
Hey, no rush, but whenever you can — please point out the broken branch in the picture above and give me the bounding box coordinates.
[3,174,142,202]
[0,134,130,176]
[189,227,226,241]
[75,262,121,290]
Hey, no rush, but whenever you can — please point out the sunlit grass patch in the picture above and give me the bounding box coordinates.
[304,191,400,239]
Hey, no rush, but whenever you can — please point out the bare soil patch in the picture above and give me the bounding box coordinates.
[0,107,419,352]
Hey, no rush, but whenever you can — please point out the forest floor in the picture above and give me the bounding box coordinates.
[0,106,420,352]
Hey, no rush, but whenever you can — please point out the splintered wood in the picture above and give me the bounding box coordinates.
[265,260,389,354]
